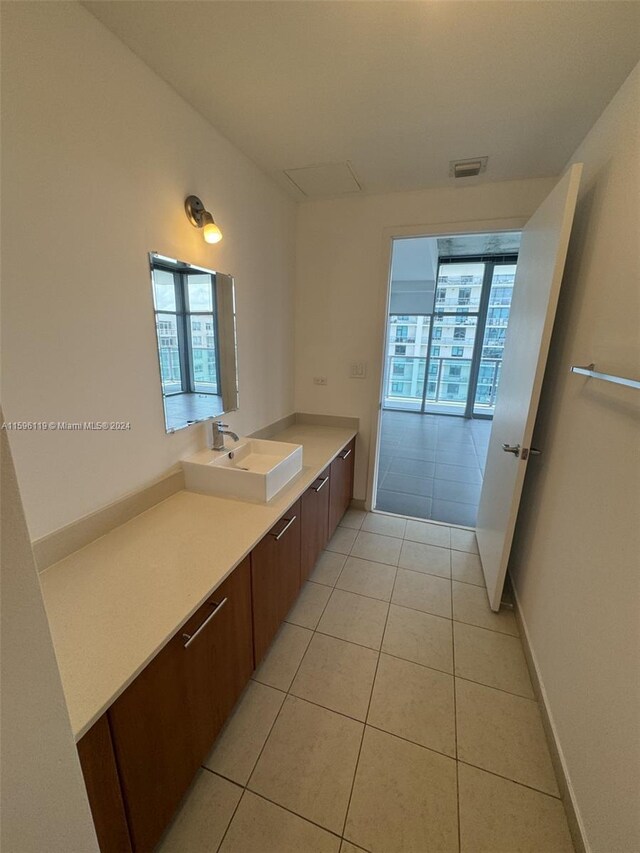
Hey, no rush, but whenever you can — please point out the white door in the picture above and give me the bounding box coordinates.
[477,164,583,610]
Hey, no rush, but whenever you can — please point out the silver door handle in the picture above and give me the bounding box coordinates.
[313,476,329,493]
[183,597,227,648]
[270,515,297,541]
[502,443,521,457]
[339,448,352,460]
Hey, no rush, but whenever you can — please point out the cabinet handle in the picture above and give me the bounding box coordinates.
[270,515,297,541]
[313,476,329,493]
[339,448,352,460]
[182,598,228,648]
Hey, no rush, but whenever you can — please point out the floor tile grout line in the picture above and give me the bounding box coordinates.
[237,783,345,843]
[239,685,552,797]
[214,511,543,848]
[338,558,398,840]
[453,673,538,701]
[366,506,476,535]
[451,560,462,853]
[455,759,562,800]
[363,721,455,764]
[254,643,535,705]
[214,782,246,852]
[345,518,480,554]
[243,621,319,796]
[312,524,372,844]
[209,747,562,849]
[310,553,518,638]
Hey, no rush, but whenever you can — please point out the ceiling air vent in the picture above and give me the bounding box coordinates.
[449,157,488,179]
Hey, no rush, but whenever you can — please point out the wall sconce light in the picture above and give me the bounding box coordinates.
[184,195,223,244]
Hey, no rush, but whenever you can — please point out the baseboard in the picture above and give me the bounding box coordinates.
[350,498,367,511]
[511,577,589,853]
[295,412,360,430]
[248,413,297,439]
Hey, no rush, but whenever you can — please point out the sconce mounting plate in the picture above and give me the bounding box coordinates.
[185,195,206,228]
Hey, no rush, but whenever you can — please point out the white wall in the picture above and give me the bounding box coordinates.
[295,177,556,500]
[1,422,99,853]
[510,64,640,853]
[1,2,296,540]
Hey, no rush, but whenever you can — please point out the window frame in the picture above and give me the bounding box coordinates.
[152,260,222,398]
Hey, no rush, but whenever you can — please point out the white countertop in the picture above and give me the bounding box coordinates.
[40,424,356,740]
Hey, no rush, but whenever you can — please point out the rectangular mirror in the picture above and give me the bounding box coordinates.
[149,253,238,433]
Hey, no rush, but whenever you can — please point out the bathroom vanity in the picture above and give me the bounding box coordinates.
[39,424,356,852]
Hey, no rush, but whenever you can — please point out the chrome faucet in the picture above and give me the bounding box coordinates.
[211,420,239,451]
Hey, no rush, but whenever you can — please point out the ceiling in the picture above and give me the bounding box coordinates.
[84,1,640,199]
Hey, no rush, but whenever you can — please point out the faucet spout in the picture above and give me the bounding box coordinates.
[211,420,239,451]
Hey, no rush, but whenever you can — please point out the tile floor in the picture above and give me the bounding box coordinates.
[375,411,492,527]
[159,511,574,853]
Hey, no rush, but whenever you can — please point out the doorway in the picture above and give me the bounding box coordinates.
[374,232,521,527]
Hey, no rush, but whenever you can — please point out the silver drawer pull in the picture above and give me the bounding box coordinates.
[313,476,329,493]
[183,597,227,648]
[339,448,352,460]
[270,515,297,541]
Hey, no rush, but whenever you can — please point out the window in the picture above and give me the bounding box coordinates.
[486,328,506,342]
[393,363,405,376]
[452,346,464,357]
[391,381,404,393]
[458,287,471,305]
[152,265,220,397]
[395,326,408,341]
[490,286,512,306]
[431,346,440,357]
[433,328,442,340]
[447,383,460,396]
[483,346,503,359]
[453,328,466,340]
[448,365,462,377]
[395,344,406,355]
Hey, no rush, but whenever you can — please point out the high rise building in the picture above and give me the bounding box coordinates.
[385,262,516,414]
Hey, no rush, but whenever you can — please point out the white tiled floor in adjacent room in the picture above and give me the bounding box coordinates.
[376,411,492,527]
[158,512,574,853]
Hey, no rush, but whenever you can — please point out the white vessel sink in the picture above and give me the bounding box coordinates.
[182,438,303,502]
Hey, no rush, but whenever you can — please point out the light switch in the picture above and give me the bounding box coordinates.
[313,376,328,385]
[349,362,367,379]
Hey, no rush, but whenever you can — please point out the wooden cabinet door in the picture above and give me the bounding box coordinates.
[251,500,301,665]
[108,559,253,852]
[108,626,193,852]
[77,715,132,853]
[184,556,254,761]
[328,439,356,537]
[301,466,330,582]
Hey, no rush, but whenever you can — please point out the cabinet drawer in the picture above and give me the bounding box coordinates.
[251,500,302,664]
[301,465,330,582]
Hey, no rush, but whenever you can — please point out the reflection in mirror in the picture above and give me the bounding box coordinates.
[149,253,238,433]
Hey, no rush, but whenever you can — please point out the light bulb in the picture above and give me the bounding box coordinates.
[203,221,223,244]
